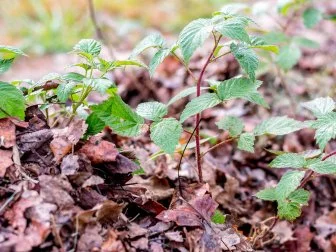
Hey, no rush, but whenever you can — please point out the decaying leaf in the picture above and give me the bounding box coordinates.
[0,118,16,148]
[0,149,13,177]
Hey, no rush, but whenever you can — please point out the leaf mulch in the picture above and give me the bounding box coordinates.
[2,21,336,251]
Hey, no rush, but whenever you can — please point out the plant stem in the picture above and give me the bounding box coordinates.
[299,150,336,188]
[201,137,236,158]
[172,51,197,81]
[195,35,222,183]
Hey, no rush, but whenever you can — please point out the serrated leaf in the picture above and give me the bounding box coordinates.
[215,78,268,108]
[307,160,336,174]
[130,33,166,58]
[277,201,301,221]
[262,32,289,44]
[254,116,304,136]
[270,153,306,169]
[83,78,115,93]
[149,48,171,76]
[216,116,243,137]
[249,39,279,54]
[302,97,335,118]
[256,187,277,201]
[167,87,209,106]
[73,39,101,56]
[91,94,144,137]
[213,15,250,43]
[211,210,226,224]
[276,170,305,200]
[288,189,310,205]
[57,82,77,102]
[136,101,168,121]
[0,45,26,59]
[150,118,183,154]
[237,132,255,153]
[62,72,85,82]
[37,73,62,85]
[230,43,259,81]
[85,112,106,136]
[0,82,25,119]
[0,58,14,74]
[178,18,213,63]
[112,60,146,68]
[180,93,221,123]
[276,44,301,70]
[303,8,322,28]
[311,112,336,150]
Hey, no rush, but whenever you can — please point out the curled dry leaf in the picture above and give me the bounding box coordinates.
[0,118,16,148]
[50,119,87,164]
[0,149,13,177]
[102,229,126,252]
[79,136,118,164]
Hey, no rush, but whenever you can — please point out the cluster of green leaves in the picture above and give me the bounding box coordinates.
[257,97,336,220]
[0,46,26,119]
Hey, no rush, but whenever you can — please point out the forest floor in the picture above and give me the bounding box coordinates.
[2,10,336,252]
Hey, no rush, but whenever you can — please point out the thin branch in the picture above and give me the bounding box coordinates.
[177,119,202,196]
[87,0,116,59]
[201,137,236,159]
[172,52,197,81]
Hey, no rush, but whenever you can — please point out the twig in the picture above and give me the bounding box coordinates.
[177,119,202,196]
[87,0,116,60]
[201,137,236,159]
[172,52,197,81]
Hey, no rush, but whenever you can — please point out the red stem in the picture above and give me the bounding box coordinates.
[299,150,336,188]
[195,35,221,183]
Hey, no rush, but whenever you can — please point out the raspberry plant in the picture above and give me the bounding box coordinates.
[1,9,336,225]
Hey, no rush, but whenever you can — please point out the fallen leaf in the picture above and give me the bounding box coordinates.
[50,119,87,163]
[0,118,16,148]
[79,136,118,164]
[102,229,126,252]
[165,231,184,242]
[61,154,79,175]
[0,149,13,177]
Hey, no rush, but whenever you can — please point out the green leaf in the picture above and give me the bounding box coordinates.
[0,58,14,74]
[85,112,106,136]
[130,33,166,58]
[311,112,336,149]
[133,167,146,175]
[57,82,77,102]
[292,37,319,48]
[150,118,183,154]
[288,189,310,205]
[215,78,268,108]
[213,15,250,43]
[136,101,168,121]
[0,82,25,119]
[73,39,102,56]
[149,48,171,76]
[307,160,336,174]
[249,37,279,54]
[83,78,115,93]
[91,94,145,137]
[254,116,304,136]
[62,72,85,82]
[216,116,243,137]
[211,210,226,224]
[230,43,259,81]
[302,97,335,118]
[178,18,213,63]
[276,44,301,70]
[111,60,146,68]
[180,93,221,123]
[303,8,322,28]
[37,73,62,85]
[270,153,306,168]
[275,170,305,200]
[262,32,289,44]
[237,132,255,153]
[256,187,277,201]
[167,86,209,106]
[277,201,301,221]
[0,45,26,58]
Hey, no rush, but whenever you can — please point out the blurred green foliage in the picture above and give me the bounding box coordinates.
[0,0,227,54]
